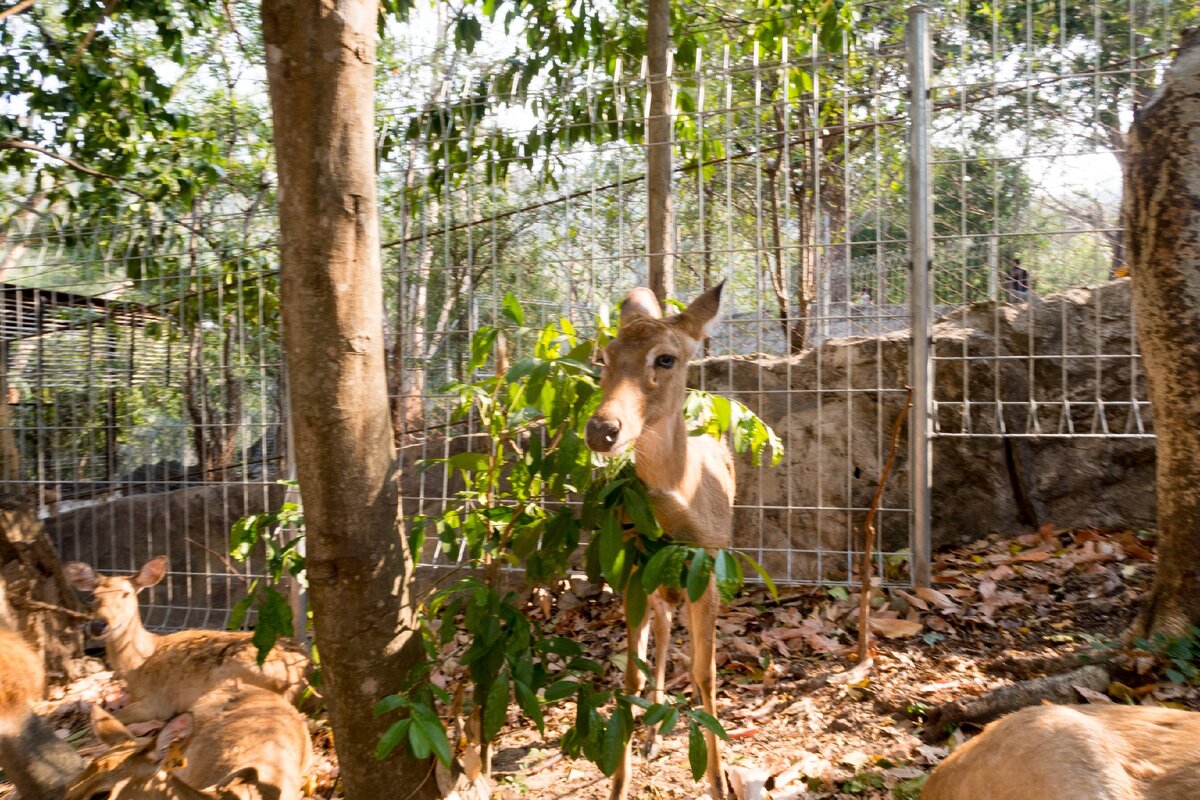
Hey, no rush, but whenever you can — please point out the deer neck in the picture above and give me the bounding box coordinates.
[105,613,158,675]
[633,412,691,494]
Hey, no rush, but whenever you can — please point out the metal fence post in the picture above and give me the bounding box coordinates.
[907,4,933,588]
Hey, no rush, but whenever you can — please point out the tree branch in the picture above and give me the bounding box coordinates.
[0,0,37,21]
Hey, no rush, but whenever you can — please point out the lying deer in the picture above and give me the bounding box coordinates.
[0,582,85,798]
[922,703,1200,800]
[585,283,732,800]
[67,681,312,800]
[64,557,308,723]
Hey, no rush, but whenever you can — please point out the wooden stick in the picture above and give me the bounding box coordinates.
[855,386,913,666]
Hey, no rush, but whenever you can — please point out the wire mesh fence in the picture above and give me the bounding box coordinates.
[0,0,1180,628]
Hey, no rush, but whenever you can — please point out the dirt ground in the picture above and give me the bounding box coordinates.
[5,524,1191,800]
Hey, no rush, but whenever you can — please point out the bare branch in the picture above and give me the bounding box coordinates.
[0,0,37,21]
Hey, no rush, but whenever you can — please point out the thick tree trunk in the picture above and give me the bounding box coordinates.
[0,496,85,682]
[1123,29,1200,638]
[260,3,435,798]
[645,0,674,302]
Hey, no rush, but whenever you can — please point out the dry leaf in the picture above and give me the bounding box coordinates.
[869,617,923,638]
[914,586,959,610]
[728,765,772,800]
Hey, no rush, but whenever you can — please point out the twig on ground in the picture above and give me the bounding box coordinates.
[925,664,1111,732]
[854,386,913,668]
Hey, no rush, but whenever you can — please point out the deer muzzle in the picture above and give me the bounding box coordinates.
[585,415,622,454]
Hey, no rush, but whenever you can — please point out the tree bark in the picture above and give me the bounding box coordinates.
[260,2,435,798]
[0,496,85,682]
[1123,28,1200,638]
[645,0,674,303]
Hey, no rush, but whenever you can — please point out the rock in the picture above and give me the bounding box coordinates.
[693,279,1153,582]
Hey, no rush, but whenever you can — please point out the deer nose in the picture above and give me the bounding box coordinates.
[586,416,621,451]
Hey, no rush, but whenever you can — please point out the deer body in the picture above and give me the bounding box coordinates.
[922,704,1200,800]
[65,558,308,723]
[68,682,312,800]
[586,284,731,800]
[0,628,43,736]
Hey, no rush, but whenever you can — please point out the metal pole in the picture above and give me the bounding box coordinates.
[906,4,933,588]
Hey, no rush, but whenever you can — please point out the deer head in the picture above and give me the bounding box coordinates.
[64,556,168,638]
[586,282,724,455]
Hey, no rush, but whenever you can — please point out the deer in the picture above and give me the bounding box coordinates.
[64,556,309,724]
[0,577,85,799]
[922,703,1200,800]
[584,283,733,800]
[67,681,312,800]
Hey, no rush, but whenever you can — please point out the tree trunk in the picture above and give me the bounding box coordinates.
[0,496,85,682]
[260,3,435,798]
[1123,28,1200,639]
[645,0,673,303]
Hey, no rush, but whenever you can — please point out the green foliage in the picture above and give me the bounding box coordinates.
[1130,627,1200,685]
[227,485,305,666]
[376,297,782,782]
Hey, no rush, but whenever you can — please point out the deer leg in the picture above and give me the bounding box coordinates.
[686,577,726,800]
[641,590,673,758]
[610,588,652,800]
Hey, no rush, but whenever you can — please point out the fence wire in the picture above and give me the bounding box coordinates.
[0,0,1179,627]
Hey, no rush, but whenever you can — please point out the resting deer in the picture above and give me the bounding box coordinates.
[67,682,312,800]
[0,579,85,798]
[585,283,733,800]
[922,703,1200,800]
[64,557,308,723]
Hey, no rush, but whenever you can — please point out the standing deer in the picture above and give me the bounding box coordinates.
[67,682,312,800]
[585,283,732,800]
[64,557,308,723]
[922,703,1200,800]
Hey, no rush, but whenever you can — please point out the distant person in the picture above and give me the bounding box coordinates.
[856,288,872,305]
[1005,257,1029,303]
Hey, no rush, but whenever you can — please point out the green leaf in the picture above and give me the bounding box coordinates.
[373,694,409,717]
[501,291,526,326]
[600,707,628,777]
[514,679,545,734]
[688,720,708,781]
[544,681,580,705]
[713,549,744,603]
[597,508,626,590]
[375,718,411,760]
[660,707,680,736]
[407,715,432,759]
[736,551,779,601]
[641,545,681,593]
[625,577,648,629]
[482,667,511,741]
[448,451,491,472]
[686,549,715,603]
[688,709,728,740]
[410,703,453,768]
[469,326,499,372]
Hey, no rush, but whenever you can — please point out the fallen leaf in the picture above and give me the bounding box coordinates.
[841,751,871,770]
[1075,685,1113,704]
[727,765,771,800]
[869,617,923,638]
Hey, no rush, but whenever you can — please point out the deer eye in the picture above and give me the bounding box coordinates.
[655,354,677,369]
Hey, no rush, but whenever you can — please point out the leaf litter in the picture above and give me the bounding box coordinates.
[3,525,1189,800]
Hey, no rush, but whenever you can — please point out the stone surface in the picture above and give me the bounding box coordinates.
[692,279,1154,582]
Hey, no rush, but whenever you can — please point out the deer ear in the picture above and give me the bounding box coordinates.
[91,704,136,746]
[65,562,98,593]
[134,556,168,591]
[675,281,725,340]
[152,712,194,761]
[619,287,662,327]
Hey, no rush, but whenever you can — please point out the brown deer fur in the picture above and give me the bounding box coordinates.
[64,557,308,723]
[0,628,43,736]
[922,703,1200,800]
[585,284,732,800]
[68,683,311,800]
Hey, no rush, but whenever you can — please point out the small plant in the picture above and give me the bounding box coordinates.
[1129,627,1200,685]
[226,483,306,665]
